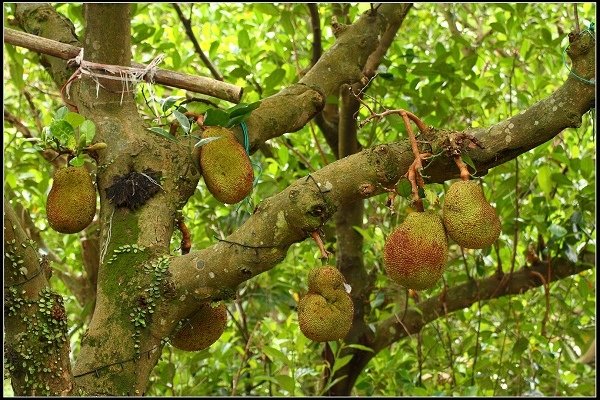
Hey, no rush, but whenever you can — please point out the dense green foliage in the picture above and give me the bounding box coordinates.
[3,3,595,396]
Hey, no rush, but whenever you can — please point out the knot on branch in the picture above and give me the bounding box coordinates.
[441,131,485,157]
[331,16,349,38]
[284,178,336,235]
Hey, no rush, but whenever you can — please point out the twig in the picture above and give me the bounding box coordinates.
[308,121,329,166]
[172,3,223,81]
[470,278,482,386]
[310,230,330,259]
[307,4,322,67]
[529,271,550,337]
[279,137,316,172]
[231,320,261,396]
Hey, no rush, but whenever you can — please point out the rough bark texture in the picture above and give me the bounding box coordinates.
[7,2,596,396]
[4,197,74,396]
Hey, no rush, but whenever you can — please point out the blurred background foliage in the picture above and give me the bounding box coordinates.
[3,2,596,396]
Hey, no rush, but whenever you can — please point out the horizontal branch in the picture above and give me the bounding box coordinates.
[372,250,596,352]
[3,27,242,103]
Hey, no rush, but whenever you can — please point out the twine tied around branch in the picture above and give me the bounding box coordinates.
[63,48,165,106]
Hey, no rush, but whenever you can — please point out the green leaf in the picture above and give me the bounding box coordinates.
[512,337,529,356]
[147,127,176,142]
[69,155,85,167]
[228,101,262,118]
[331,354,353,375]
[209,41,220,59]
[54,106,69,121]
[49,120,75,146]
[79,120,96,147]
[274,374,295,394]
[238,30,251,49]
[262,346,291,367]
[537,165,553,198]
[253,3,279,16]
[346,344,374,353]
[548,224,567,238]
[203,108,230,127]
[264,68,286,89]
[173,110,191,134]
[377,72,394,81]
[194,136,222,148]
[64,112,85,128]
[280,11,294,35]
[162,96,183,112]
[461,152,477,173]
[396,178,412,198]
[490,22,505,35]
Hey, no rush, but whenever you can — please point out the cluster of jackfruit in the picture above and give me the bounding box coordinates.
[297,266,353,342]
[383,180,501,291]
[170,302,227,352]
[46,166,97,234]
[198,126,254,204]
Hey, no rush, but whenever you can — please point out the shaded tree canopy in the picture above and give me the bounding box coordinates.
[3,3,596,397]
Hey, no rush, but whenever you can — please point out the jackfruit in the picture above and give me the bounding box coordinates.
[199,126,253,204]
[171,302,227,352]
[442,180,501,249]
[383,211,448,290]
[298,266,353,342]
[46,166,97,234]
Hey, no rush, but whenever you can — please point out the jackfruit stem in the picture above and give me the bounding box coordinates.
[176,217,192,255]
[310,230,330,259]
[453,155,471,181]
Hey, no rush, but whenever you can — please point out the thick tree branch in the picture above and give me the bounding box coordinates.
[245,4,409,150]
[171,3,224,81]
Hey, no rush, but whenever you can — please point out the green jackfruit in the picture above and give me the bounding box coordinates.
[46,166,97,234]
[171,303,227,352]
[199,126,253,204]
[383,211,448,290]
[307,265,346,298]
[442,180,501,249]
[298,266,353,342]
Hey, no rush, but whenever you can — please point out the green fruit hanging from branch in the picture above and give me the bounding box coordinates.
[441,136,501,249]
[383,211,449,290]
[442,180,501,249]
[198,126,254,204]
[297,266,353,342]
[46,165,97,234]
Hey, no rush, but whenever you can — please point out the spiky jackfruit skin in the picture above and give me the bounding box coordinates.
[307,266,345,297]
[383,211,448,290]
[199,126,253,204]
[171,303,227,352]
[46,166,96,234]
[298,266,353,342]
[442,180,501,249]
